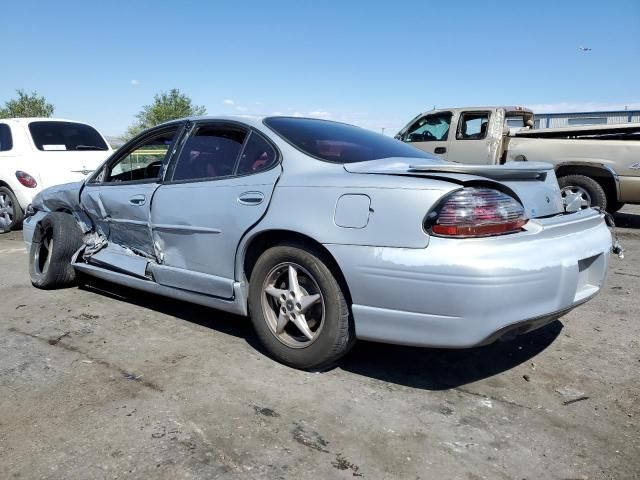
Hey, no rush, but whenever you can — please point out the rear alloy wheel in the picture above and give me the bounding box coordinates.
[0,186,24,231]
[558,175,607,211]
[249,244,354,370]
[30,212,84,289]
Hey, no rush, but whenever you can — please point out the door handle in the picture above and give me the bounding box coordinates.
[238,191,265,205]
[434,147,447,154]
[129,194,146,206]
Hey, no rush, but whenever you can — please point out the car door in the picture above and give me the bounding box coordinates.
[79,123,184,276]
[148,121,281,298]
[446,111,493,164]
[400,112,452,159]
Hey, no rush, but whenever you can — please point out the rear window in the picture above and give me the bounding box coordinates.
[264,117,432,163]
[29,121,109,151]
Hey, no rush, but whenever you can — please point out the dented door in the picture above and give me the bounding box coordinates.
[149,125,281,298]
[79,124,184,274]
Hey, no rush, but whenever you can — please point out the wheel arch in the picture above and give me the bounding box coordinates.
[239,229,353,306]
[555,163,620,202]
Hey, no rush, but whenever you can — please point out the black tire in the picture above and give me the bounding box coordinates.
[248,243,355,370]
[0,186,24,231]
[558,174,607,210]
[606,201,625,214]
[29,212,84,289]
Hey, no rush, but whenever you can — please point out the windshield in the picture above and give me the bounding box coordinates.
[264,117,432,163]
[29,121,109,151]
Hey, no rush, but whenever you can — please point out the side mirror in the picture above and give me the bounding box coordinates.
[502,125,511,136]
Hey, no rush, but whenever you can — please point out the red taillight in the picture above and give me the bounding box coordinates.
[427,187,528,238]
[16,171,37,188]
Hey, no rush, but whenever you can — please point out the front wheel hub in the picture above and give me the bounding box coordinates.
[261,262,325,348]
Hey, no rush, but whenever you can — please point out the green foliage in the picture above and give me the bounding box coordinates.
[0,89,55,118]
[125,88,206,140]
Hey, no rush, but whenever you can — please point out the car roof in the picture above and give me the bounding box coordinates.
[0,117,98,126]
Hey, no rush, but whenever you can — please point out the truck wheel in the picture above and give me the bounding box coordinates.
[30,212,84,289]
[606,201,625,214]
[0,186,24,231]
[248,243,355,370]
[558,175,607,210]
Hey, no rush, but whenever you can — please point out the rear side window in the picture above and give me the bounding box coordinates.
[29,121,109,151]
[172,126,246,181]
[265,117,432,163]
[236,131,277,175]
[457,112,491,140]
[0,124,12,151]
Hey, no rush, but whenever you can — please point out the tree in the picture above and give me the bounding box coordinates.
[0,89,55,118]
[125,88,206,139]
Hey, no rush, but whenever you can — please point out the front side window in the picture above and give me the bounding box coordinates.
[28,121,109,151]
[0,124,12,152]
[457,112,491,140]
[104,127,179,182]
[265,117,433,163]
[172,126,246,181]
[404,113,452,143]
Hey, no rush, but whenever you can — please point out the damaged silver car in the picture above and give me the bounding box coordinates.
[24,116,613,369]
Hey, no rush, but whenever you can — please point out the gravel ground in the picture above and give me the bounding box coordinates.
[1,206,638,479]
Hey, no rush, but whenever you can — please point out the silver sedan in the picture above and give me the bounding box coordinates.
[23,116,613,369]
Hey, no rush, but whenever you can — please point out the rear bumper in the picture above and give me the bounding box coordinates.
[10,183,40,210]
[326,209,612,348]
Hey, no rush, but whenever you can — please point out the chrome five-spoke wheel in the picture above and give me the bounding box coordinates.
[261,263,325,347]
[249,243,354,370]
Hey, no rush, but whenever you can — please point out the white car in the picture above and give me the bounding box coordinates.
[0,118,112,231]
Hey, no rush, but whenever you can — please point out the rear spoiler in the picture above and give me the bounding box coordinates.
[408,163,551,181]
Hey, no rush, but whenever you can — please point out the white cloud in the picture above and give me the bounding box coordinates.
[130,79,140,86]
[235,105,248,112]
[223,99,234,105]
[307,110,332,119]
[254,101,263,105]
[525,101,640,113]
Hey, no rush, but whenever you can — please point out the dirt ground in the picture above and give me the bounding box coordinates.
[1,207,638,480]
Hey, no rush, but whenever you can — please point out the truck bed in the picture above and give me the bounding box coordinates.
[514,122,640,140]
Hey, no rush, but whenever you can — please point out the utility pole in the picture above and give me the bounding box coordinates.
[380,127,385,135]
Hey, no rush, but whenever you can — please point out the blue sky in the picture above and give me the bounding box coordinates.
[1,0,638,136]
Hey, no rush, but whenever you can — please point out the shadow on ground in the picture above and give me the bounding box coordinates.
[80,277,563,390]
[340,321,562,390]
[80,278,254,341]
[614,210,640,229]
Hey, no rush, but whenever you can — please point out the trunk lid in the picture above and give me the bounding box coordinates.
[344,158,564,218]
